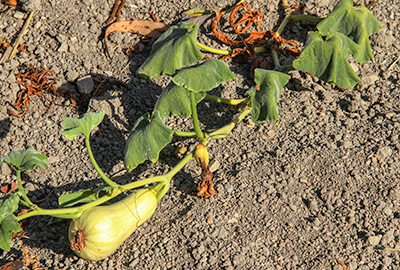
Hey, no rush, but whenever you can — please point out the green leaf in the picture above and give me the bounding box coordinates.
[58,185,114,208]
[172,59,236,92]
[137,23,204,78]
[292,31,361,89]
[246,69,290,123]
[124,111,174,171]
[1,147,47,172]
[317,0,382,62]
[62,111,105,140]
[0,193,21,251]
[154,83,206,120]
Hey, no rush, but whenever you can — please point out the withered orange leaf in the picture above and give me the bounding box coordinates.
[0,183,19,194]
[104,19,170,57]
[5,0,18,6]
[0,261,24,270]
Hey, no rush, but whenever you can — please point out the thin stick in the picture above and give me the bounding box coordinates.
[7,11,35,62]
[387,55,400,72]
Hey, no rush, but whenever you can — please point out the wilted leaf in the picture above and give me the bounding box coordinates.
[58,185,114,208]
[317,0,382,62]
[124,111,174,171]
[246,69,290,123]
[1,147,47,172]
[104,19,170,57]
[154,83,206,120]
[62,111,105,140]
[293,31,360,89]
[172,59,236,92]
[137,23,204,78]
[105,19,169,39]
[0,193,21,251]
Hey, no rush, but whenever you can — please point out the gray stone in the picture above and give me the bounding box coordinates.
[209,160,220,172]
[382,206,392,216]
[360,73,380,89]
[308,199,319,214]
[57,42,69,52]
[366,235,382,246]
[377,146,392,161]
[224,183,233,193]
[13,11,26,19]
[232,253,245,267]
[76,75,94,95]
[380,229,395,246]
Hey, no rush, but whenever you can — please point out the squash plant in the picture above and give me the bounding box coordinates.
[0,0,381,261]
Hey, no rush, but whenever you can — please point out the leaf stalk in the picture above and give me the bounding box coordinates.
[190,91,204,139]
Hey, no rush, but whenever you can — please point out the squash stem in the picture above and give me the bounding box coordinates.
[272,50,282,70]
[122,175,168,190]
[190,91,204,139]
[207,107,252,139]
[205,94,250,106]
[85,137,119,188]
[16,170,35,208]
[156,180,170,202]
[196,42,231,55]
[17,189,120,221]
[173,130,198,137]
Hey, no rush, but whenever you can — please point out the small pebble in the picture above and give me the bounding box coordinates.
[13,11,26,19]
[77,75,94,95]
[224,183,233,193]
[308,199,319,214]
[366,235,382,246]
[209,160,220,172]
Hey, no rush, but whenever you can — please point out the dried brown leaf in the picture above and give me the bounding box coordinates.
[0,261,24,270]
[104,19,169,57]
[105,20,169,39]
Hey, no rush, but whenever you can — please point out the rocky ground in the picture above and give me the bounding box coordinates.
[1,0,399,269]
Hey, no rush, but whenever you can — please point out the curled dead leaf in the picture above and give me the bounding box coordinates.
[197,168,217,198]
[104,19,170,58]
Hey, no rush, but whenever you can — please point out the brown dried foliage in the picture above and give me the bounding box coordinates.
[104,19,169,58]
[212,3,301,61]
[106,0,126,25]
[197,168,217,199]
[8,65,77,117]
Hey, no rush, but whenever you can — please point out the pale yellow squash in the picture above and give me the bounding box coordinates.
[68,188,157,261]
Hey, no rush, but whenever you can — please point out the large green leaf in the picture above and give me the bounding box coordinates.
[317,0,382,62]
[137,23,204,78]
[246,69,290,123]
[62,111,105,140]
[0,193,21,251]
[293,31,361,89]
[172,59,236,92]
[154,83,206,120]
[1,147,47,172]
[124,111,174,171]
